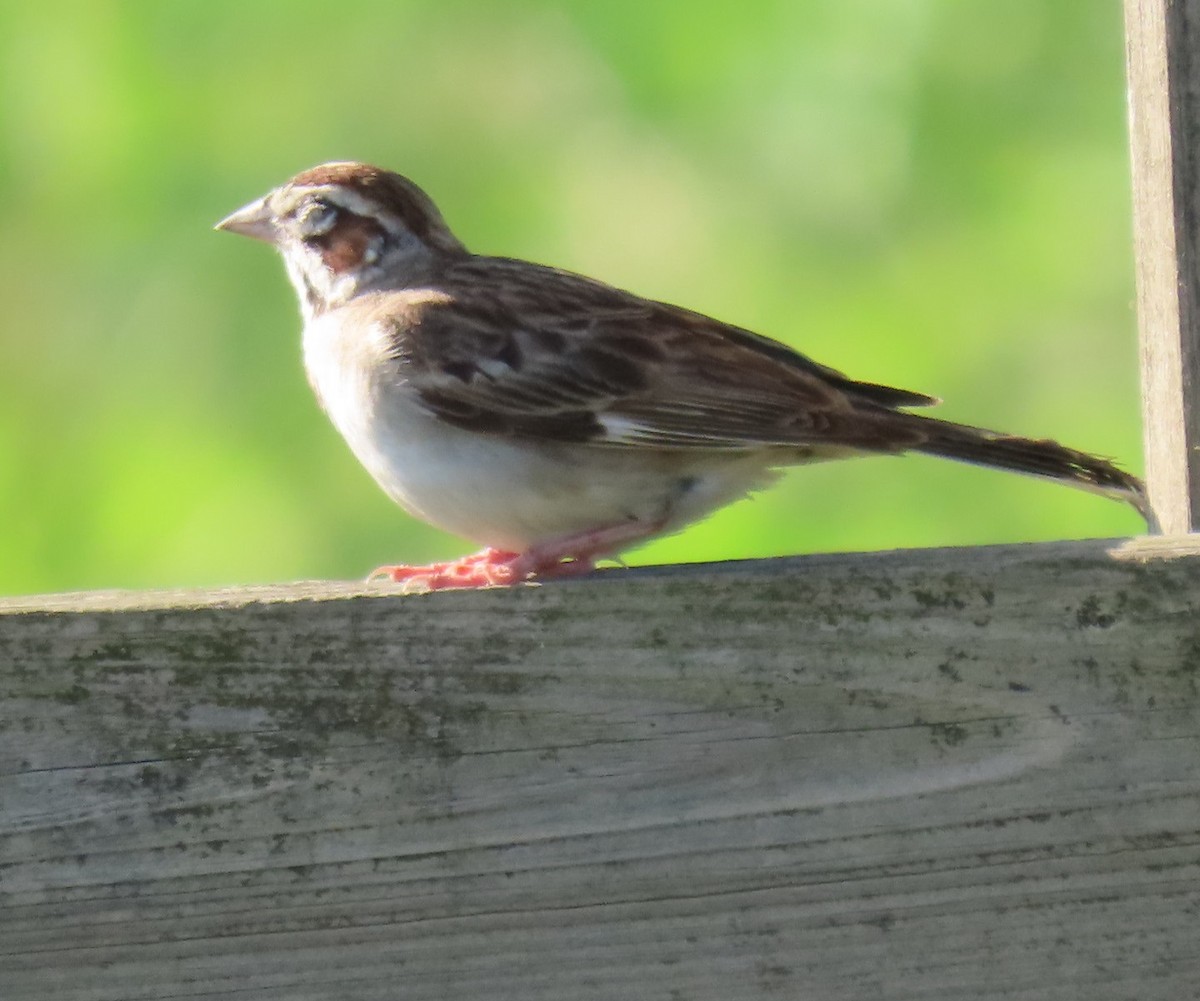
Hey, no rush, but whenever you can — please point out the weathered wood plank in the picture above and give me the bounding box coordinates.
[1124,0,1200,533]
[1,539,1199,1000]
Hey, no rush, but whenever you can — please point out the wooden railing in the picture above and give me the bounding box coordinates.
[3,539,1199,999]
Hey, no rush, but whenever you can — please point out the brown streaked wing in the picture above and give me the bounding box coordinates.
[388,257,932,452]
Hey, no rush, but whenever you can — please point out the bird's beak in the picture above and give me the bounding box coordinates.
[214,195,278,243]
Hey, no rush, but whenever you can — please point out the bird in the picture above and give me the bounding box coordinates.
[216,161,1150,589]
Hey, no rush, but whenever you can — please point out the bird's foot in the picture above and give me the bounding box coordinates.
[369,520,659,592]
[369,548,526,591]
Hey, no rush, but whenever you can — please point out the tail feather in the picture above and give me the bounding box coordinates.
[906,415,1154,529]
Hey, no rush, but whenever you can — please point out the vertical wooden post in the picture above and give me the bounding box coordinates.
[1125,0,1200,534]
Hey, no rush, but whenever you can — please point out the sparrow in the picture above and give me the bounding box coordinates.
[216,161,1150,589]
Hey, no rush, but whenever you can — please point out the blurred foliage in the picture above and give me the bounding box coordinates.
[0,0,1145,595]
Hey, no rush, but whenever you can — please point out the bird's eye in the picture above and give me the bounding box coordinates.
[296,200,339,239]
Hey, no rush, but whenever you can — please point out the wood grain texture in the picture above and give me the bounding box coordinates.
[1125,0,1200,533]
[1,539,1199,1000]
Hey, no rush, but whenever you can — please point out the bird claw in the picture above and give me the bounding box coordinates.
[367,547,604,592]
[367,520,653,591]
[368,549,524,591]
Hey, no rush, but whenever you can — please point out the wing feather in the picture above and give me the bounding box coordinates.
[381,257,932,452]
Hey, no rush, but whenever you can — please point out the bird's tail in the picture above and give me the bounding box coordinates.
[904,414,1154,530]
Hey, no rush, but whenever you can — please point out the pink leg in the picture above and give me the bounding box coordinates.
[507,517,666,582]
[369,518,664,592]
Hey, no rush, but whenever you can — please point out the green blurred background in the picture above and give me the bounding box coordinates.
[0,1,1146,596]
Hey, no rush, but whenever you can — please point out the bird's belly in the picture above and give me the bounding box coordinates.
[353,410,689,550]
[339,400,776,552]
